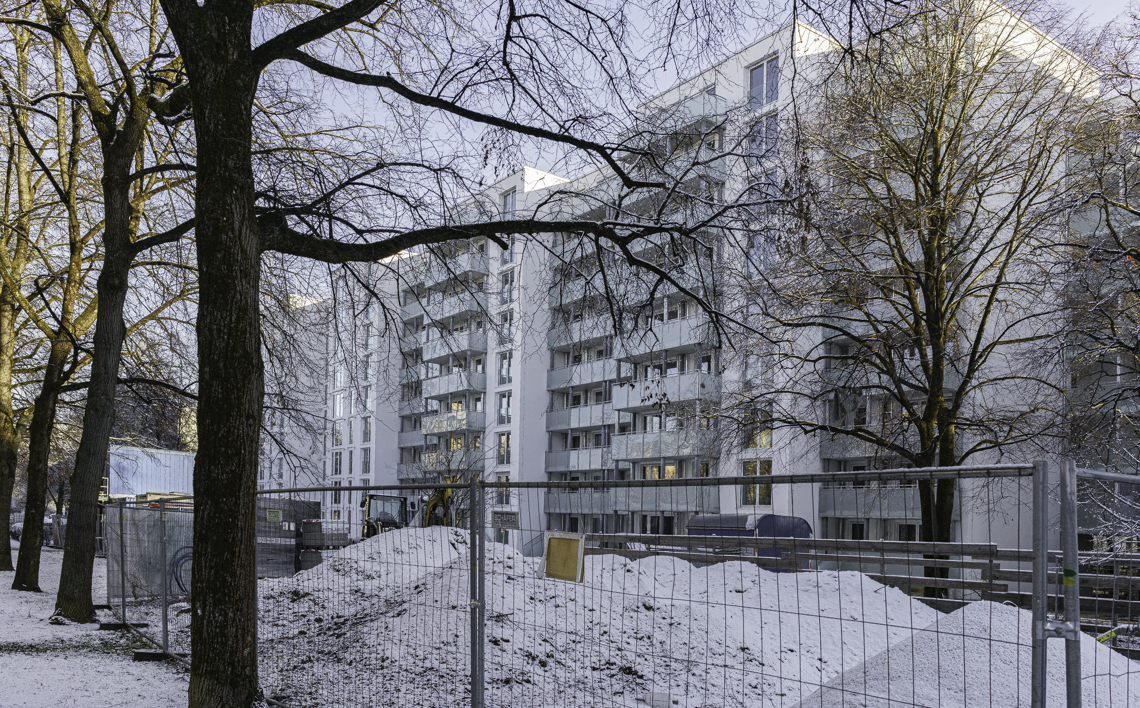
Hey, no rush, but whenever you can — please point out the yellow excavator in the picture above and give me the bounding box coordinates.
[422,475,463,527]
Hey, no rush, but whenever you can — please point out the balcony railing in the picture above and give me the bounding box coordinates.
[614,318,715,359]
[422,330,488,362]
[818,484,960,521]
[547,316,612,348]
[611,372,720,411]
[398,398,425,417]
[419,449,486,473]
[543,486,719,515]
[397,430,424,448]
[423,252,489,289]
[425,291,487,321]
[611,429,718,460]
[545,404,615,431]
[421,409,486,435]
[422,371,487,399]
[546,359,616,390]
[544,447,612,472]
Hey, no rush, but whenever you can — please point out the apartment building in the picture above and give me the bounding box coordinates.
[313,10,1099,552]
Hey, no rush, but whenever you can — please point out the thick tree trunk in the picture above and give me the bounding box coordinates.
[55,169,135,621]
[162,4,264,705]
[12,342,69,591]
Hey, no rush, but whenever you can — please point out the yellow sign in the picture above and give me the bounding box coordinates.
[267,509,282,523]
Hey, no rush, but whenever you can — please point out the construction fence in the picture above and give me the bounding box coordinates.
[104,463,1140,707]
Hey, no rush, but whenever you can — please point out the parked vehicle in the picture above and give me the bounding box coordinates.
[360,494,408,538]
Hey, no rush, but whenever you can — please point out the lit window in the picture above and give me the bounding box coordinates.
[740,460,772,505]
[497,432,512,465]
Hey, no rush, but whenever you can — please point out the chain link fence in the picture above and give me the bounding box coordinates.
[104,463,1140,706]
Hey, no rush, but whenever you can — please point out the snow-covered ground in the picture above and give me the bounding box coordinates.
[0,541,189,708]
[256,527,1140,708]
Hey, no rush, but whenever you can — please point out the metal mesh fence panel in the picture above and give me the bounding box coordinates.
[248,465,1140,707]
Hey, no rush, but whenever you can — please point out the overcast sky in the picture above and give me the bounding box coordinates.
[1072,0,1129,25]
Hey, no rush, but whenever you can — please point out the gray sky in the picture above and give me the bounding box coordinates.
[1072,0,1130,25]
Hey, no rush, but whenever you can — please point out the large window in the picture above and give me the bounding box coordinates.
[500,269,516,305]
[333,451,342,475]
[499,310,514,344]
[740,459,772,505]
[333,480,342,504]
[496,475,510,505]
[361,447,371,476]
[501,189,516,220]
[749,55,779,110]
[497,432,512,464]
[749,113,778,164]
[362,417,371,443]
[498,351,513,385]
[498,392,513,424]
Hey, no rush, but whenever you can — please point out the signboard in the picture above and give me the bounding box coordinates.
[491,510,519,530]
[540,531,585,583]
[266,509,282,523]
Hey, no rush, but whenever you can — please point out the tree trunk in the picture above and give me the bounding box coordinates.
[0,296,19,572]
[161,4,264,705]
[55,168,135,621]
[12,341,69,591]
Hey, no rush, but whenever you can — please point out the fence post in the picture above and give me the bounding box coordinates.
[117,498,128,626]
[477,478,485,707]
[469,475,484,708]
[1061,460,1082,708]
[1031,459,1048,708]
[160,499,169,653]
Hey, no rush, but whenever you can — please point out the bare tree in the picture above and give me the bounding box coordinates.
[721,0,1098,585]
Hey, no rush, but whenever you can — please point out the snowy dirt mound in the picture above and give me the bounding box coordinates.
[794,601,1140,708]
[257,529,941,708]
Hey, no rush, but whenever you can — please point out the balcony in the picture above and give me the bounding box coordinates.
[818,435,881,460]
[648,91,728,132]
[422,371,487,399]
[398,365,425,385]
[548,278,592,308]
[419,449,486,474]
[615,318,715,360]
[611,429,718,460]
[542,486,719,515]
[399,331,424,353]
[614,486,719,513]
[546,404,615,431]
[397,430,424,448]
[424,252,489,289]
[544,488,611,515]
[548,316,612,348]
[425,291,487,321]
[421,409,486,435]
[545,447,611,472]
[400,299,424,321]
[546,359,616,390]
[422,330,488,363]
[398,399,425,417]
[611,372,720,412]
[818,484,959,521]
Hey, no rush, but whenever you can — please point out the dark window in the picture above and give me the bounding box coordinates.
[850,523,865,541]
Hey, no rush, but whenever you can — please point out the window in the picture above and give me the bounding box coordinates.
[498,392,513,424]
[362,417,371,443]
[640,514,675,535]
[699,462,710,478]
[501,189,516,220]
[497,432,512,464]
[332,509,340,521]
[898,523,917,542]
[496,475,510,505]
[749,114,778,164]
[498,351,513,384]
[361,447,371,476]
[500,269,516,305]
[362,354,371,381]
[473,394,484,412]
[472,434,482,451]
[499,311,514,344]
[850,522,865,541]
[740,459,772,505]
[749,55,779,110]
[333,451,342,475]
[348,449,354,476]
[333,481,342,505]
[331,392,344,418]
[348,419,354,444]
[744,411,773,449]
[361,386,371,413]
